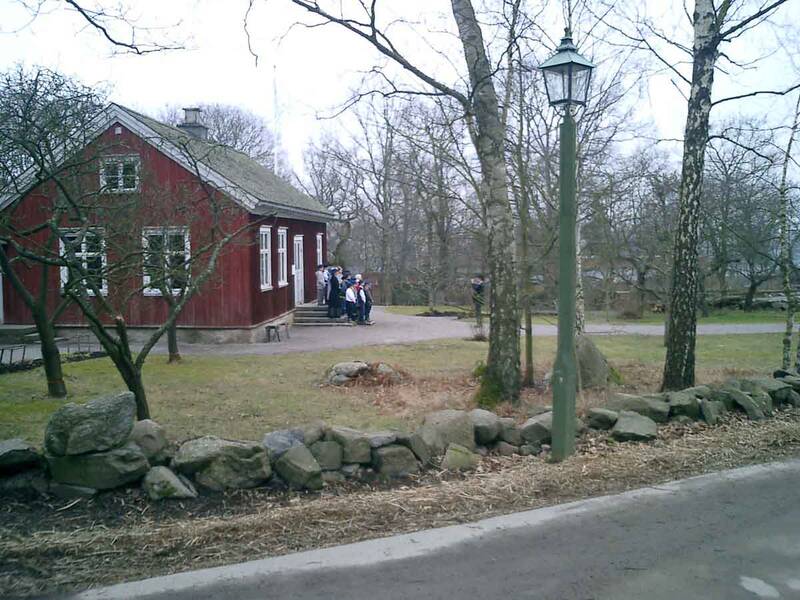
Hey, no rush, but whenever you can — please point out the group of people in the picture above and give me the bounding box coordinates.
[316,265,374,325]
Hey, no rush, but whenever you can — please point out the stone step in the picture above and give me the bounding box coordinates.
[294,317,349,324]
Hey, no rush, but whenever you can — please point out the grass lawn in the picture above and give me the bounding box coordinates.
[1,333,785,446]
[386,305,789,325]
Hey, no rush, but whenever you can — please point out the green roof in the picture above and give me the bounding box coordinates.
[114,104,331,220]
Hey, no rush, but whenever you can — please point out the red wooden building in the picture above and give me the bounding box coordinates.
[0,104,331,342]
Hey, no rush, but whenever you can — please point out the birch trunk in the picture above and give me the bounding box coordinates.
[781,92,800,369]
[662,0,719,391]
[451,0,520,402]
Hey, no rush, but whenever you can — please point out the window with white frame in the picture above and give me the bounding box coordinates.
[100,155,140,193]
[142,227,190,296]
[59,228,107,296]
[277,227,288,286]
[259,226,272,290]
[316,233,324,265]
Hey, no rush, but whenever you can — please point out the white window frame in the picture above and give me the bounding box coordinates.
[316,233,324,266]
[142,226,191,296]
[259,226,272,291]
[277,227,288,287]
[100,154,141,193]
[59,228,108,296]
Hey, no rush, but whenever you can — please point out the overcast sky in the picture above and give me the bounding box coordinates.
[1,0,798,174]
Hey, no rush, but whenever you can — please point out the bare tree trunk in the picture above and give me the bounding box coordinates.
[780,92,800,370]
[332,220,352,267]
[452,0,520,403]
[743,281,758,312]
[662,0,719,391]
[167,321,181,363]
[575,221,586,334]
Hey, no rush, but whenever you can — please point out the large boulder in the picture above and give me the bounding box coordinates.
[395,431,432,465]
[586,408,618,431]
[725,388,765,420]
[142,467,197,501]
[740,378,793,404]
[129,420,170,464]
[172,436,271,490]
[667,391,701,420]
[274,446,323,490]
[681,385,712,399]
[606,394,670,423]
[262,429,304,462]
[326,427,371,463]
[47,443,149,490]
[708,388,738,412]
[0,469,49,497]
[310,440,343,471]
[417,410,475,454]
[300,421,327,446]
[498,418,522,446]
[441,443,480,471]
[576,335,611,389]
[700,399,726,426]
[520,412,553,445]
[44,392,136,456]
[367,431,397,448]
[0,438,41,475]
[469,409,502,445]
[611,411,658,442]
[372,445,419,478]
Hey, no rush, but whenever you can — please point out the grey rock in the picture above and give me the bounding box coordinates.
[142,466,197,500]
[395,431,432,465]
[576,334,611,389]
[329,374,351,386]
[0,438,41,474]
[340,463,365,480]
[44,392,136,456]
[491,441,518,456]
[611,411,658,442]
[274,446,323,490]
[301,421,327,446]
[310,440,343,471]
[327,427,371,463]
[726,388,765,420]
[49,482,97,499]
[498,418,522,446]
[372,445,419,478]
[417,410,475,454]
[129,420,169,464]
[441,443,480,471]
[475,445,488,457]
[740,378,793,404]
[0,469,49,497]
[261,429,304,462]
[606,394,670,423]
[47,443,149,489]
[671,415,694,425]
[786,389,800,408]
[469,409,502,445]
[527,405,552,417]
[194,447,271,491]
[367,431,397,448]
[778,375,800,393]
[375,363,403,384]
[700,399,725,426]
[521,412,553,445]
[708,388,738,411]
[321,470,345,484]
[328,361,369,382]
[749,389,774,416]
[681,385,712,398]
[586,408,618,430]
[519,444,540,456]
[668,391,701,420]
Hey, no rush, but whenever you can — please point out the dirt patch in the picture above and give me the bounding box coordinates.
[3,410,800,598]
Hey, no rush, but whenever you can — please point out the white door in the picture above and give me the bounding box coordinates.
[293,235,304,305]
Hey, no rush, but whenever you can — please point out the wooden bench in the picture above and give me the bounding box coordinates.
[265,323,291,342]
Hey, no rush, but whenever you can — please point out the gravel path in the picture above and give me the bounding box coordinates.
[8,308,786,361]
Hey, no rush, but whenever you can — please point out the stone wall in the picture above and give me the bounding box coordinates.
[3,369,799,501]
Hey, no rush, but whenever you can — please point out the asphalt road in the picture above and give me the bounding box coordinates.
[66,459,800,600]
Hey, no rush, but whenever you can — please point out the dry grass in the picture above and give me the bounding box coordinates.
[3,410,800,598]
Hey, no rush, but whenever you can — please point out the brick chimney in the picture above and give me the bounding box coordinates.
[176,107,208,140]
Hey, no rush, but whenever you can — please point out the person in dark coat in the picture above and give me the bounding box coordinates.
[363,281,374,324]
[327,268,342,318]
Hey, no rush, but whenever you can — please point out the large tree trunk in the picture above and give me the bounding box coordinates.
[31,306,67,397]
[743,280,758,312]
[662,0,719,391]
[167,321,181,363]
[451,0,520,403]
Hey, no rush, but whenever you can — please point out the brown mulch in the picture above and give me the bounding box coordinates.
[3,410,800,598]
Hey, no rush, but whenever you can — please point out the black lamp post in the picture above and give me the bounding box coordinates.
[539,28,595,462]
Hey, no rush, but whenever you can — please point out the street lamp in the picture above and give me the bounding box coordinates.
[539,28,595,462]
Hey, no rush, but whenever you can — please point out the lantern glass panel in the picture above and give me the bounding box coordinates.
[543,68,569,104]
[572,66,592,104]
